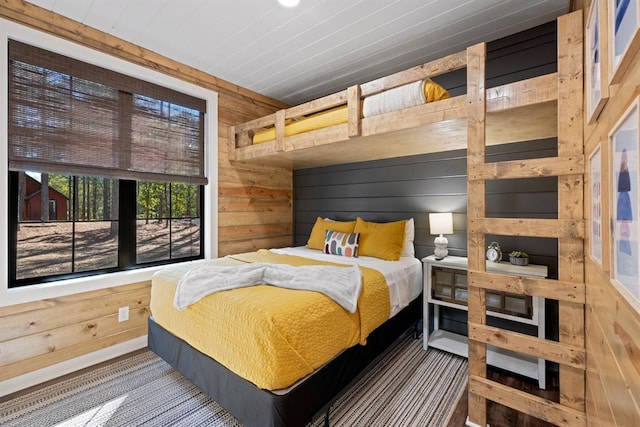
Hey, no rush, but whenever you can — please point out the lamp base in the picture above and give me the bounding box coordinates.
[433,235,449,259]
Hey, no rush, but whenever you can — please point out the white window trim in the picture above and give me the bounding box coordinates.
[0,18,218,307]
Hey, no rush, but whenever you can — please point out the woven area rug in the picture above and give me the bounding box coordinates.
[0,333,467,427]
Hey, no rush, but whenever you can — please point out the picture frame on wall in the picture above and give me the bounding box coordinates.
[587,0,609,123]
[590,144,603,265]
[610,0,640,84]
[610,98,639,306]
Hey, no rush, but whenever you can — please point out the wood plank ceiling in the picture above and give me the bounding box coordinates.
[25,0,569,105]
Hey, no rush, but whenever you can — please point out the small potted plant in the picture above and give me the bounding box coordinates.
[509,250,529,266]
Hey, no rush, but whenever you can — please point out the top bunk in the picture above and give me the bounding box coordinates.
[229,41,559,170]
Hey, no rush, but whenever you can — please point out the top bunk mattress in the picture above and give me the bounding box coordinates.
[252,79,450,144]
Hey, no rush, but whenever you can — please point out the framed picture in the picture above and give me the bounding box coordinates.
[590,144,603,264]
[587,0,609,123]
[610,0,640,84]
[610,98,639,304]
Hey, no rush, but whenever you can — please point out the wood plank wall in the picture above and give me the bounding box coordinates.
[0,0,291,384]
[582,0,640,423]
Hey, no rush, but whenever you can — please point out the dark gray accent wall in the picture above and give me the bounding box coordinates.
[294,139,558,275]
[432,19,557,95]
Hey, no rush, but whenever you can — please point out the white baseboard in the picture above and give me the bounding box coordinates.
[466,416,490,427]
[0,335,148,398]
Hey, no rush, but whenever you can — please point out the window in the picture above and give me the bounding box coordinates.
[11,173,119,282]
[7,40,207,288]
[136,181,202,264]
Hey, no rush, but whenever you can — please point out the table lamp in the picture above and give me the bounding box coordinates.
[429,212,453,260]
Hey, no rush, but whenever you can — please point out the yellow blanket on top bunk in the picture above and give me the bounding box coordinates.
[253,105,349,144]
[252,79,449,144]
[150,249,390,390]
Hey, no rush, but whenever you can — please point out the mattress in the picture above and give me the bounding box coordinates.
[252,105,348,144]
[149,249,418,390]
[270,246,422,317]
[252,79,449,144]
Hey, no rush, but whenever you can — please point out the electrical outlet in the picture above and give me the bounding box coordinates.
[118,306,129,322]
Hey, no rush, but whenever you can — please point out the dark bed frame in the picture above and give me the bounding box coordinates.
[148,294,421,427]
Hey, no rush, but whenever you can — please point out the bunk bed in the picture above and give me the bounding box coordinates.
[229,43,559,170]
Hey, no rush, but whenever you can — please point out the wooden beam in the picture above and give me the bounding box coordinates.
[557,10,586,414]
[486,73,558,111]
[228,125,238,160]
[234,113,277,133]
[347,85,362,138]
[275,110,286,152]
[468,218,585,239]
[235,141,281,162]
[468,270,586,303]
[285,91,348,118]
[360,50,467,96]
[468,155,584,180]
[469,376,588,426]
[466,41,488,427]
[468,323,586,369]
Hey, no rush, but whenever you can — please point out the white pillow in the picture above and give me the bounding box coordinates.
[325,217,415,258]
[401,218,415,257]
[363,80,426,118]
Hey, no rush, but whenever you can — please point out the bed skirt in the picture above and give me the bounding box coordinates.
[147,294,421,427]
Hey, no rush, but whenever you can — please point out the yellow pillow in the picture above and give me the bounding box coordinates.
[306,217,356,250]
[424,79,450,102]
[353,217,407,261]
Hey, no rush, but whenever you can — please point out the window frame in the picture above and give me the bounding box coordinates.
[0,18,218,306]
[8,176,205,288]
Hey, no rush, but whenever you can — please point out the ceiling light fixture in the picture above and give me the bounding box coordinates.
[278,0,299,7]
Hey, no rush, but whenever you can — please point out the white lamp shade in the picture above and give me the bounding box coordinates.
[429,212,453,235]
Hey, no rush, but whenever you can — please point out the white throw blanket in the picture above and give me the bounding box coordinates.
[173,262,363,313]
[362,79,426,117]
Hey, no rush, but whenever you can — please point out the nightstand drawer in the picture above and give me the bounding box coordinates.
[431,267,468,305]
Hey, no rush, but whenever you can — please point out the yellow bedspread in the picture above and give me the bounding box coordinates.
[150,249,390,390]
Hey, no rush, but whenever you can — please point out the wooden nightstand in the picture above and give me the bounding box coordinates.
[422,255,548,388]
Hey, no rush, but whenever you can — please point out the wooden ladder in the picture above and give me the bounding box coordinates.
[466,11,587,426]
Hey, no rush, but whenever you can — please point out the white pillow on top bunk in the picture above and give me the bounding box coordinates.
[363,79,449,118]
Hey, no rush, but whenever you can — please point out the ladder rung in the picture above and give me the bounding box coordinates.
[468,270,585,303]
[468,322,586,369]
[469,376,587,426]
[468,155,584,180]
[468,218,585,239]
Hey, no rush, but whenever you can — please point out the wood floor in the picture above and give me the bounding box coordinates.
[447,367,559,427]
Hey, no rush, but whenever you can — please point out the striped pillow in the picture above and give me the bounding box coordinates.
[324,230,360,257]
